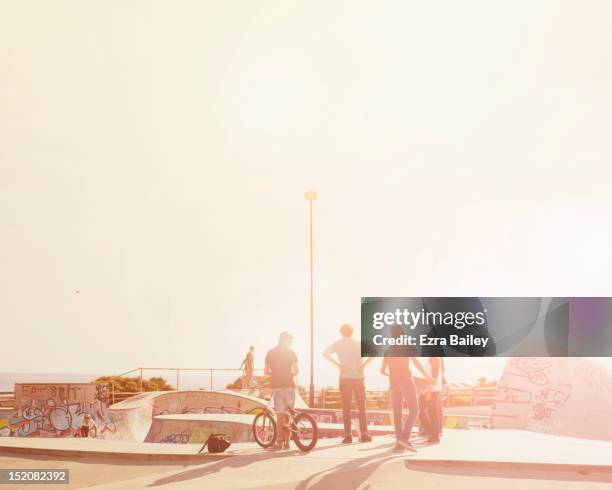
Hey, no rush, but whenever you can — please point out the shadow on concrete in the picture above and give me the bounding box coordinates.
[294,454,612,489]
[355,435,433,453]
[295,450,409,489]
[403,461,612,485]
[0,452,191,467]
[146,442,349,487]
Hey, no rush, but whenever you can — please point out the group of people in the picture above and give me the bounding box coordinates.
[323,323,445,452]
[240,324,446,452]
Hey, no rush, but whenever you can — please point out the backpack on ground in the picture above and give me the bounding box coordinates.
[198,433,232,454]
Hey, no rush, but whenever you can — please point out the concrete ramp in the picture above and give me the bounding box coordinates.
[151,391,265,417]
[146,414,255,443]
[107,391,266,443]
[105,392,163,442]
[492,358,612,441]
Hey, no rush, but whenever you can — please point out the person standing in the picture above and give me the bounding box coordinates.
[381,325,433,452]
[265,332,299,450]
[424,357,445,443]
[416,376,433,436]
[323,324,373,443]
[240,346,255,389]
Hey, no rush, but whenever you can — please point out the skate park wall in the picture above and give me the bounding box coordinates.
[107,390,267,443]
[1,387,269,442]
[150,390,265,417]
[492,358,612,441]
[145,414,255,443]
[145,391,266,443]
[0,383,115,438]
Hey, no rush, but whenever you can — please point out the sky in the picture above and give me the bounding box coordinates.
[1,1,612,389]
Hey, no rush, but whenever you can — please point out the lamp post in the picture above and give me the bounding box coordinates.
[304,190,317,408]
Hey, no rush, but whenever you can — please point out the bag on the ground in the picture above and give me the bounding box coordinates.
[199,434,232,454]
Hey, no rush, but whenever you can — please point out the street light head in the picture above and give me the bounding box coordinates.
[304,191,318,201]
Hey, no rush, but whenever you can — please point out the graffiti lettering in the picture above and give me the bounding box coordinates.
[8,384,115,438]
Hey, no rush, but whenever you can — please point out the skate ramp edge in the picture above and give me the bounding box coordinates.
[107,392,163,442]
[108,391,266,443]
[491,358,612,441]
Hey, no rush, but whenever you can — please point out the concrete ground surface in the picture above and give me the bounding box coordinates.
[1,430,611,489]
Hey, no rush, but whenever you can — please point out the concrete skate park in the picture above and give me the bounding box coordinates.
[2,358,612,489]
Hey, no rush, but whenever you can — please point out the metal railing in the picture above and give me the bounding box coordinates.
[317,385,497,410]
[113,367,264,390]
[106,367,265,404]
[0,372,498,410]
[0,368,263,407]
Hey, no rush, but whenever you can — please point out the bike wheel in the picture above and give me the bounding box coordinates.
[252,411,276,448]
[291,412,318,452]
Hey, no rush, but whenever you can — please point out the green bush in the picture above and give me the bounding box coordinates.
[93,375,174,392]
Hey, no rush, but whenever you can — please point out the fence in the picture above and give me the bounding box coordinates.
[0,368,261,407]
[317,385,497,410]
[105,367,266,404]
[0,369,498,409]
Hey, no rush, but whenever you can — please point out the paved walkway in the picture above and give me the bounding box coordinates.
[1,431,612,489]
[2,430,612,467]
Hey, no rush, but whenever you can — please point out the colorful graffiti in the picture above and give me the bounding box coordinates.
[0,418,13,437]
[151,391,265,418]
[146,415,253,444]
[5,384,115,438]
[141,392,267,444]
[157,427,219,444]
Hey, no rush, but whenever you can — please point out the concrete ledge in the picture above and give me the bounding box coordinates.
[0,444,231,463]
[3,442,612,472]
[0,438,233,464]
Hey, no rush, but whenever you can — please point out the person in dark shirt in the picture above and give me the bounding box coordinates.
[265,331,299,450]
[240,346,255,389]
[75,414,97,438]
[381,325,433,452]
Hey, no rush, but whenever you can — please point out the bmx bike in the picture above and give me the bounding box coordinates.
[252,400,318,452]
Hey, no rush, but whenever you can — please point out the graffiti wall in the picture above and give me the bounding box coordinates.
[0,383,115,438]
[142,391,266,444]
[151,391,265,417]
[146,415,254,444]
[0,409,13,437]
[492,358,612,440]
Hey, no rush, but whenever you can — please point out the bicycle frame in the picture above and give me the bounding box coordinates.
[261,397,300,427]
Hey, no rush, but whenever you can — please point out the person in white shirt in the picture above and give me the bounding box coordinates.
[323,324,373,443]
